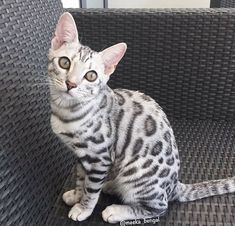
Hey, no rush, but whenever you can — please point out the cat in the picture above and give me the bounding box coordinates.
[48,12,235,223]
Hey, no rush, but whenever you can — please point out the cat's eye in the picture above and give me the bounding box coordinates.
[58,57,71,70]
[84,70,98,82]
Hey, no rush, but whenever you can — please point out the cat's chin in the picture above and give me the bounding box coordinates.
[56,95,80,108]
[62,93,78,100]
[63,91,74,98]
[57,92,73,102]
[60,91,91,106]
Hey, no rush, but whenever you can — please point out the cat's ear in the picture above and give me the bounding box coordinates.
[51,12,79,50]
[100,43,127,76]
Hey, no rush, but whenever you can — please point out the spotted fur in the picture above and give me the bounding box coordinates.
[48,12,235,223]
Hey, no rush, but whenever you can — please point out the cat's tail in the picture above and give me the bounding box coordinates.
[174,177,235,202]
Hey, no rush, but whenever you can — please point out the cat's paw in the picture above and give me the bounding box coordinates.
[62,189,82,206]
[102,204,123,223]
[68,203,93,221]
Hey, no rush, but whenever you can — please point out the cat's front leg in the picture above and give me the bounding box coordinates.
[68,162,110,221]
[63,163,85,206]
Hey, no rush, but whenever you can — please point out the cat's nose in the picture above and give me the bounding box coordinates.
[65,80,77,91]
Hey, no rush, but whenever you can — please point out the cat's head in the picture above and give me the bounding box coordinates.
[48,12,127,107]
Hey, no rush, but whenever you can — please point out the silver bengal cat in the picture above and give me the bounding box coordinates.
[48,12,235,223]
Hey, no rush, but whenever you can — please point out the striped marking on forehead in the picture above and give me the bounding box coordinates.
[78,46,95,63]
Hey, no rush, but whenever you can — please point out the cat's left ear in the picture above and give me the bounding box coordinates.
[51,12,79,50]
[100,43,127,76]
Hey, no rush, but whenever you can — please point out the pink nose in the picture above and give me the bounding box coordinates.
[66,80,77,91]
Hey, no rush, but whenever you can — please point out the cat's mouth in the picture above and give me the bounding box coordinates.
[60,90,74,99]
[66,90,74,97]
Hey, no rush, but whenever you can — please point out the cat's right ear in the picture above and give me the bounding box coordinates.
[51,12,79,50]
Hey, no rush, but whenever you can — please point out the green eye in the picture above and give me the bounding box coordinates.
[58,57,70,70]
[84,70,98,82]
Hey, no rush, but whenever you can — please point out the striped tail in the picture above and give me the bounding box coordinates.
[175,177,235,202]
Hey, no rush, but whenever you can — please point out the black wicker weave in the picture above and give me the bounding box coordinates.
[1,4,235,226]
[0,1,71,226]
[212,0,235,8]
[70,9,235,121]
[220,0,235,7]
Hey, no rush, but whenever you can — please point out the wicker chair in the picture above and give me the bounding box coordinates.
[1,1,234,226]
[211,0,235,8]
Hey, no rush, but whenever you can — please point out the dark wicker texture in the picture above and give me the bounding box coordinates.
[213,0,235,8]
[70,9,235,120]
[0,1,73,226]
[1,5,235,226]
[221,0,235,7]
